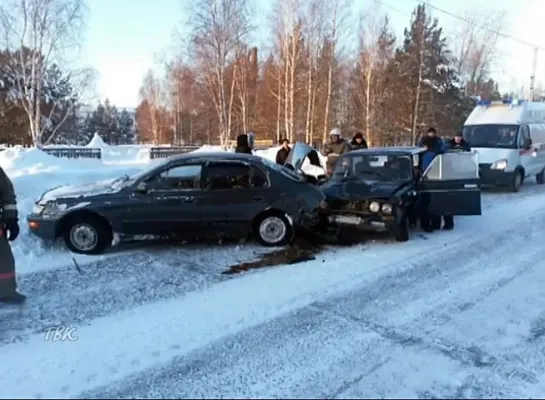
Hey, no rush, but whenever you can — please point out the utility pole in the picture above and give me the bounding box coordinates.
[530,47,538,101]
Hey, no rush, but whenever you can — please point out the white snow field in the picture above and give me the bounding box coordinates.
[2,140,545,398]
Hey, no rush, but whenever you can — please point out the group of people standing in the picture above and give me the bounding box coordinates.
[273,126,472,233]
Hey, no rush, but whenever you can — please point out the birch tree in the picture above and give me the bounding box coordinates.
[353,10,395,146]
[185,0,252,146]
[139,70,165,145]
[272,0,302,142]
[321,0,352,143]
[452,9,504,97]
[301,0,326,144]
[0,0,92,146]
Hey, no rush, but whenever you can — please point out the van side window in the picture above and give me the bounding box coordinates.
[518,126,530,148]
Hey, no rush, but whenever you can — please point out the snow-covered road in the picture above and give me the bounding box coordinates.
[3,185,545,398]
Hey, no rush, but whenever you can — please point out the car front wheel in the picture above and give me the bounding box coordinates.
[62,215,112,255]
[255,213,292,247]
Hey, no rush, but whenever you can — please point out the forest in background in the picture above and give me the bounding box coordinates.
[0,0,542,147]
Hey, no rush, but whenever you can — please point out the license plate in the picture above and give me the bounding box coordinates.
[335,215,362,225]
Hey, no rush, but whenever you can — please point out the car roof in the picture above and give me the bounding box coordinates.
[348,146,424,155]
[167,151,265,163]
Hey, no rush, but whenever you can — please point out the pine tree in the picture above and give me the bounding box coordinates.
[118,109,135,144]
[394,4,470,140]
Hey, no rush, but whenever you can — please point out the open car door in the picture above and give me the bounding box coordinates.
[419,151,481,215]
[284,142,323,171]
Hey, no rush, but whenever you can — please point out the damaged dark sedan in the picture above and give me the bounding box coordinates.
[26,151,326,255]
[318,147,482,241]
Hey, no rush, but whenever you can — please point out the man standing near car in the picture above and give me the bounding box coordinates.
[275,138,291,165]
[442,131,472,230]
[446,131,471,151]
[0,167,25,304]
[417,127,445,230]
[322,128,350,175]
[417,127,446,153]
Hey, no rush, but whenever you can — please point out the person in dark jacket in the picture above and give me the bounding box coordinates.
[418,136,440,233]
[350,132,368,150]
[418,127,446,229]
[417,127,446,154]
[275,138,291,165]
[441,132,472,230]
[235,134,252,154]
[0,166,24,304]
[322,128,351,175]
[445,131,471,151]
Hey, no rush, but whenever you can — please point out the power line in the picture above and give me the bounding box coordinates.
[421,1,543,50]
[377,0,542,50]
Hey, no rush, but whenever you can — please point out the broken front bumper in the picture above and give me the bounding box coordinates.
[324,212,397,233]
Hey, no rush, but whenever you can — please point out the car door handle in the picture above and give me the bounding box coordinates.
[253,197,263,202]
[183,198,196,204]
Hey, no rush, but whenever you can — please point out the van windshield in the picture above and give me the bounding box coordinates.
[463,124,519,149]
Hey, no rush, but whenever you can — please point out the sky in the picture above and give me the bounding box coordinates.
[81,0,545,109]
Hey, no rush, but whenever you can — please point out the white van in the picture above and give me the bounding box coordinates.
[462,99,545,192]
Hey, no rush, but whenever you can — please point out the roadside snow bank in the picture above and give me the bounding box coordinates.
[0,147,150,274]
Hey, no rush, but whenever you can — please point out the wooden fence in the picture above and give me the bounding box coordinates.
[41,147,102,159]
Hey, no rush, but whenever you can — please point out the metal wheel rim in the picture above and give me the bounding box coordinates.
[69,223,98,251]
[259,216,287,244]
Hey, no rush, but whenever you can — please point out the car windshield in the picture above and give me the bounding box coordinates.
[111,159,170,188]
[260,157,305,182]
[333,154,413,182]
[463,124,519,148]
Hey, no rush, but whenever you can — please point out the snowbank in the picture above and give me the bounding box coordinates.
[86,133,108,148]
[0,146,150,273]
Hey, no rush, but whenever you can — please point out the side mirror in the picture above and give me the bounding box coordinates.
[135,182,148,193]
[524,138,532,150]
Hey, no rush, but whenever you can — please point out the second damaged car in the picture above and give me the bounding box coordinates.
[319,147,482,242]
[26,152,326,254]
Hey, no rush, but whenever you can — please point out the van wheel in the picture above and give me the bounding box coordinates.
[510,170,523,192]
[537,169,545,184]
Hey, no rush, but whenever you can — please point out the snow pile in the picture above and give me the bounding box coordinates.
[86,133,108,148]
[101,145,153,165]
[0,146,149,273]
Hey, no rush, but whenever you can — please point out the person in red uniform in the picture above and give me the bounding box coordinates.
[0,166,25,304]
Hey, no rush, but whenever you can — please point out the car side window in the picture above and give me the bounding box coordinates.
[147,164,202,190]
[204,162,251,190]
[251,166,269,188]
[423,153,478,180]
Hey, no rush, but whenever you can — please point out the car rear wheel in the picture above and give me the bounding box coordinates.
[255,213,292,247]
[62,215,112,255]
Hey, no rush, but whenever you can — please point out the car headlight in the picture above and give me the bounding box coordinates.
[32,203,45,215]
[369,201,380,212]
[381,203,393,215]
[491,159,508,170]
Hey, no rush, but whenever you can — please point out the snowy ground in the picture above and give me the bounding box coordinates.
[2,141,545,398]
